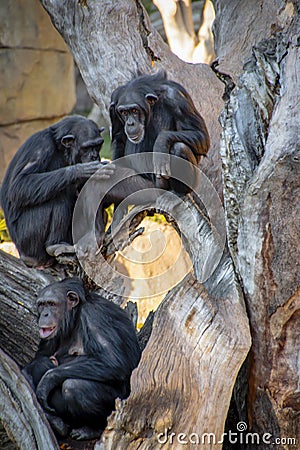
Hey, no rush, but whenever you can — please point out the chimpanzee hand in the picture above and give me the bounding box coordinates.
[72,161,115,180]
[153,151,171,181]
[153,132,171,180]
[93,162,115,180]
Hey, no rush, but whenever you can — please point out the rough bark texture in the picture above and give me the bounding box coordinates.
[0,0,298,449]
[212,0,294,81]
[98,196,251,449]
[0,348,59,450]
[218,2,299,446]
[0,250,55,366]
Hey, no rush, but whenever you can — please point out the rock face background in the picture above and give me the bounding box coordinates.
[0,0,76,181]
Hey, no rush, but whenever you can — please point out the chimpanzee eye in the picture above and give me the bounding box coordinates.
[132,108,139,115]
[48,301,56,307]
[120,110,128,117]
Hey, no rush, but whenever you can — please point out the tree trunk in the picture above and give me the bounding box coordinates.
[0,348,59,450]
[0,250,55,366]
[0,0,298,449]
[217,2,300,445]
[98,196,251,449]
[0,194,251,449]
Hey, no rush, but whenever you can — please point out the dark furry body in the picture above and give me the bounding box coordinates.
[110,70,210,190]
[0,116,103,266]
[23,278,141,439]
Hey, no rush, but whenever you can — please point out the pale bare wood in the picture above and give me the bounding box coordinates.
[0,348,59,450]
[98,195,251,449]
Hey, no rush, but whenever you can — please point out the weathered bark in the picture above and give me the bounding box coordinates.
[0,194,251,449]
[212,0,294,81]
[0,348,59,450]
[0,250,55,366]
[96,195,251,449]
[219,6,300,447]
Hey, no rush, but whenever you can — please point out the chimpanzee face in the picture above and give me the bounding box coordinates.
[61,121,104,165]
[37,288,79,340]
[117,104,146,144]
[114,91,158,145]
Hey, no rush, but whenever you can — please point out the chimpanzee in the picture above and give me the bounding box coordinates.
[0,115,114,268]
[78,71,210,245]
[22,278,141,440]
[109,70,210,191]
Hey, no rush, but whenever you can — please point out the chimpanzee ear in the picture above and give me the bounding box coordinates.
[145,93,158,106]
[61,134,75,149]
[109,102,116,114]
[66,290,80,309]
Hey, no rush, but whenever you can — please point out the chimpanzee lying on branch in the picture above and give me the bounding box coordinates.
[0,115,115,268]
[22,278,141,440]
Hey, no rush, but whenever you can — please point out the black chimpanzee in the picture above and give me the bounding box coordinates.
[22,278,141,440]
[79,71,210,244]
[0,116,114,268]
[109,70,210,191]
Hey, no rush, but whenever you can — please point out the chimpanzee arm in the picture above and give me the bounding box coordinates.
[109,102,127,160]
[153,128,209,157]
[154,81,210,156]
[9,161,108,208]
[22,356,55,390]
[36,355,129,413]
[152,84,210,179]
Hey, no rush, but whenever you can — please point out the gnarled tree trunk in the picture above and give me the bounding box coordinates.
[0,1,299,449]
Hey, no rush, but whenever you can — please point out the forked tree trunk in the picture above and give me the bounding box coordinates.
[0,194,251,449]
[0,1,299,449]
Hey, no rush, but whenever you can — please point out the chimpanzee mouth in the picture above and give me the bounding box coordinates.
[39,326,56,339]
[127,131,144,144]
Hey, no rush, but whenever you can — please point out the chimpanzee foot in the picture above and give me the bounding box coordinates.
[46,243,79,268]
[46,414,69,437]
[46,243,75,257]
[70,425,103,440]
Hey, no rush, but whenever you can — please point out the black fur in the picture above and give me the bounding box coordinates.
[0,116,104,266]
[22,278,141,440]
[109,70,210,178]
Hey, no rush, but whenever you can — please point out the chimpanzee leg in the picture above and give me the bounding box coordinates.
[48,378,123,440]
[18,198,74,268]
[169,143,200,195]
[79,167,158,246]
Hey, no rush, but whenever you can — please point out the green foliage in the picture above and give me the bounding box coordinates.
[100,132,112,160]
[0,209,10,242]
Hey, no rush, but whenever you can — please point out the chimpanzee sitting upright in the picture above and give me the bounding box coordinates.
[0,116,114,268]
[22,278,141,440]
[109,70,210,192]
[78,71,210,243]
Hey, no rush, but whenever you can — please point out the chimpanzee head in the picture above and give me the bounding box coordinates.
[37,278,86,340]
[109,72,169,145]
[51,115,105,165]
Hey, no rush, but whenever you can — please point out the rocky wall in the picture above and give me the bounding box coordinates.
[0,0,76,181]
